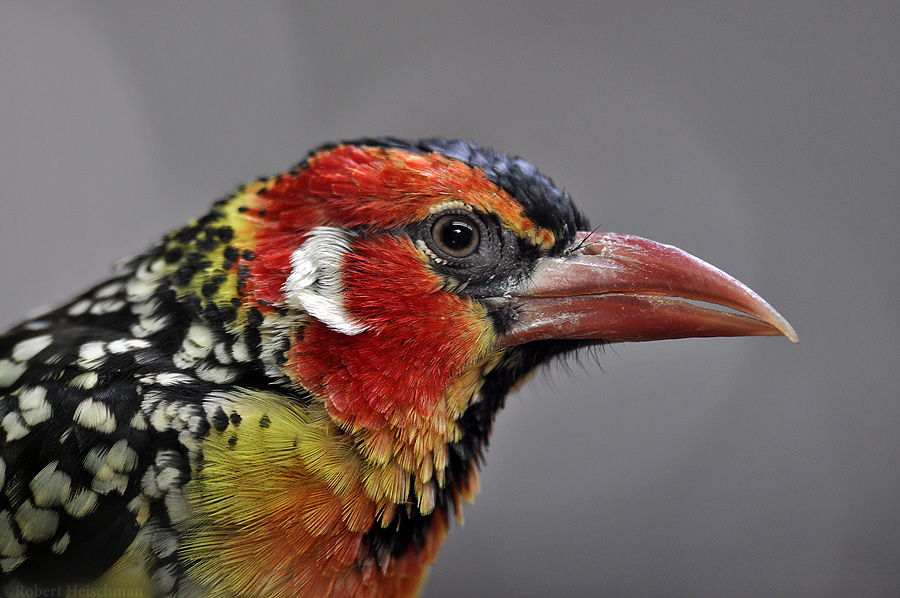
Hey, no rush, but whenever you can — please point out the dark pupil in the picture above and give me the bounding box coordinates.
[441,220,474,252]
[431,214,481,258]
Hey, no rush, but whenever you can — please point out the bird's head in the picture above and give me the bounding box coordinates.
[166,138,796,516]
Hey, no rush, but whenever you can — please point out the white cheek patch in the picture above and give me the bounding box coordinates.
[283,226,368,335]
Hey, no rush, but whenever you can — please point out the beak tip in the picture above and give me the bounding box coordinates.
[783,325,800,344]
[760,305,798,344]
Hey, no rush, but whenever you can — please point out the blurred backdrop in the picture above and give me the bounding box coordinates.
[1,2,898,597]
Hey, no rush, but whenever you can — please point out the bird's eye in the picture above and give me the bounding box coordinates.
[431,214,480,258]
[417,208,502,275]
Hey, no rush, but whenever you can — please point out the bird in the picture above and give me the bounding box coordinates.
[0,138,797,597]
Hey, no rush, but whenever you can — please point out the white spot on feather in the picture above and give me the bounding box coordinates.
[150,403,172,432]
[59,426,74,444]
[51,532,71,554]
[155,467,181,492]
[2,413,28,442]
[0,556,25,573]
[231,338,251,363]
[126,276,156,299]
[78,341,108,368]
[195,363,237,384]
[69,372,99,390]
[15,501,59,542]
[213,342,232,364]
[18,386,52,426]
[130,411,148,431]
[187,322,215,348]
[106,439,139,473]
[140,372,193,386]
[0,510,25,558]
[173,323,215,369]
[0,361,26,388]
[141,467,162,499]
[67,299,91,316]
[127,495,151,525]
[74,399,116,433]
[89,299,126,315]
[284,226,367,335]
[17,386,47,411]
[108,339,151,354]
[84,445,129,495]
[64,489,99,518]
[29,462,71,508]
[91,473,128,495]
[94,281,125,299]
[83,446,109,475]
[21,403,51,427]
[132,313,171,337]
[12,335,52,362]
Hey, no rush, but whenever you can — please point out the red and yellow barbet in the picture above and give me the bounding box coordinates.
[0,139,797,597]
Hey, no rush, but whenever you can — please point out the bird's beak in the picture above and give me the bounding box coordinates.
[496,231,798,346]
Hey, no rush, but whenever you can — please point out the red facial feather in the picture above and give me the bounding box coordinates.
[286,235,494,429]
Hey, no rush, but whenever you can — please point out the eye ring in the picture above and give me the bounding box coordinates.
[429,213,482,259]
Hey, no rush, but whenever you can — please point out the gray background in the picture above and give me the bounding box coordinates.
[1,2,898,597]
